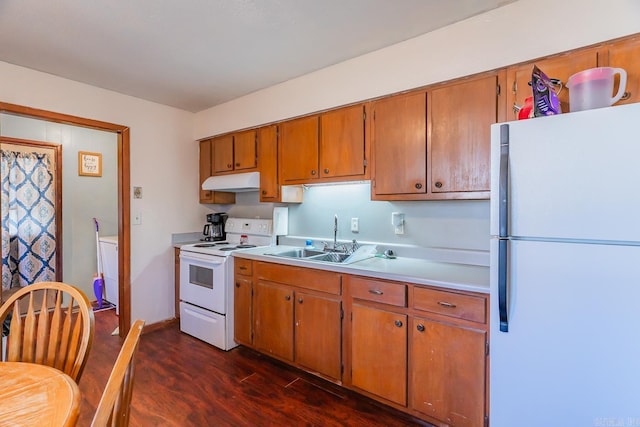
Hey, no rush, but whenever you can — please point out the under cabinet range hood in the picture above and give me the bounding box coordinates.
[202,172,260,192]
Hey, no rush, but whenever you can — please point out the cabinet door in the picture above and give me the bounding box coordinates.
[603,37,640,106]
[199,139,213,203]
[280,115,319,183]
[410,317,486,427]
[351,303,407,406]
[212,134,234,174]
[234,129,257,170]
[295,292,342,380]
[506,49,598,120]
[234,276,252,345]
[372,92,426,196]
[430,75,496,193]
[258,125,279,202]
[320,104,366,179]
[253,281,294,361]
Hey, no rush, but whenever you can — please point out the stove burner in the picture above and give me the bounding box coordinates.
[194,242,228,248]
[217,244,257,251]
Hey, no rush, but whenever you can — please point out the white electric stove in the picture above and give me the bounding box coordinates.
[179,217,276,350]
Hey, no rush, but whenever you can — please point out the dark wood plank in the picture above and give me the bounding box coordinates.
[78,311,432,426]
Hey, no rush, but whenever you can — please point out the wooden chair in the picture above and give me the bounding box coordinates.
[91,319,145,427]
[0,281,95,382]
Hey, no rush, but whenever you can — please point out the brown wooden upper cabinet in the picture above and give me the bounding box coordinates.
[505,48,598,120]
[279,104,367,185]
[258,125,279,202]
[372,72,501,200]
[371,91,426,197]
[212,130,257,174]
[198,138,235,204]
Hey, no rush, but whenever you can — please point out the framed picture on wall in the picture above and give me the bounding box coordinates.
[78,151,102,177]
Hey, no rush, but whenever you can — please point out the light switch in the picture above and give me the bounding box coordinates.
[351,218,359,233]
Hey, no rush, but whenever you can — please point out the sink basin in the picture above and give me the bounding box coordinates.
[266,248,350,263]
[308,252,350,263]
[267,248,325,258]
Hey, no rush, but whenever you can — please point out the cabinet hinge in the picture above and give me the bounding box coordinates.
[340,308,344,320]
[485,415,489,427]
[496,84,501,96]
[341,364,344,375]
[485,340,490,356]
[363,159,368,168]
[363,111,366,121]
[512,80,517,93]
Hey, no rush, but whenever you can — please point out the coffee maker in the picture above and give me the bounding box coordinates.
[203,212,228,241]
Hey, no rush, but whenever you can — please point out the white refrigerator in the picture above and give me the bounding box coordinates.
[489,102,640,427]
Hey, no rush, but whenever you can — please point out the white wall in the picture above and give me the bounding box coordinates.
[0,61,200,325]
[194,0,640,137]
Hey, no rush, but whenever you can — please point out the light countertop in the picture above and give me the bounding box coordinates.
[232,245,489,294]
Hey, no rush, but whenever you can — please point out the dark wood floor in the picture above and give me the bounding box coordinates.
[78,310,432,426]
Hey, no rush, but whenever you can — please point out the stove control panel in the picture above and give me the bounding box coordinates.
[225,218,273,237]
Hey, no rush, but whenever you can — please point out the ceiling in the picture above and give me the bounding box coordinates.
[0,0,515,112]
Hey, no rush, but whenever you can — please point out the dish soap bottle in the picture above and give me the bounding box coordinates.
[305,239,315,250]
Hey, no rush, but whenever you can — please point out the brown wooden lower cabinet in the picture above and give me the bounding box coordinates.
[294,291,342,379]
[351,303,407,406]
[234,259,489,426]
[253,281,295,360]
[410,317,487,427]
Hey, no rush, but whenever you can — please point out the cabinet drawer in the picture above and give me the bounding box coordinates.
[256,262,341,295]
[349,276,406,307]
[413,287,486,324]
[235,258,253,276]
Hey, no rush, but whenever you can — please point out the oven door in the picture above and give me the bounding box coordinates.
[179,250,229,314]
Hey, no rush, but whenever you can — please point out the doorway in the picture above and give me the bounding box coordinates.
[0,102,131,337]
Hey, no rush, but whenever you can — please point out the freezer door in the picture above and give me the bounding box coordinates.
[489,239,640,427]
[490,103,640,242]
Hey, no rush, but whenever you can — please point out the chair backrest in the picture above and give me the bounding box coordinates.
[91,319,145,427]
[0,281,95,382]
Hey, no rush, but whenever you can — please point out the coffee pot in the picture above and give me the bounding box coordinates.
[203,212,228,241]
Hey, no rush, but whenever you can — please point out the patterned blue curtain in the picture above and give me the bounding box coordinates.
[1,150,56,290]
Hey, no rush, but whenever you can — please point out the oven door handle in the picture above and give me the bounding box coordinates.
[179,251,227,264]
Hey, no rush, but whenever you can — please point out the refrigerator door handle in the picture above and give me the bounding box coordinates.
[498,124,510,332]
[499,124,509,238]
[498,238,509,332]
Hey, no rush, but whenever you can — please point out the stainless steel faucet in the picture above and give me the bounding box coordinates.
[333,214,338,251]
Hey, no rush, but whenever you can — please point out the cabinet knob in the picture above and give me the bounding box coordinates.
[227,163,233,169]
[310,169,317,176]
[394,320,403,328]
[298,298,303,304]
[435,181,443,188]
[235,282,240,288]
[285,295,291,301]
[262,190,267,195]
[235,162,240,167]
[415,183,423,189]
[323,168,329,174]
[416,324,425,332]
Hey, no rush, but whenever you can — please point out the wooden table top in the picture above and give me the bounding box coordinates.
[0,362,80,427]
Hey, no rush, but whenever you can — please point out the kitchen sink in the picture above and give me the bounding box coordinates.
[267,248,325,258]
[266,248,351,263]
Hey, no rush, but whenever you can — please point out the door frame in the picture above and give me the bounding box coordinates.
[0,102,131,337]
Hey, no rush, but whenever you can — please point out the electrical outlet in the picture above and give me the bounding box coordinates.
[351,217,359,233]
[133,212,142,225]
